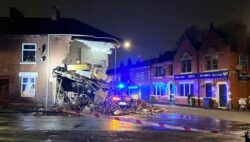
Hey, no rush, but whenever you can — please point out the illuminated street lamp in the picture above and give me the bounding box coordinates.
[114,40,131,82]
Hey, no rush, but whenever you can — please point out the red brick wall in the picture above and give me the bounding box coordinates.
[0,35,48,104]
[0,35,72,106]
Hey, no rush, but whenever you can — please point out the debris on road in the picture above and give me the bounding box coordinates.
[52,63,164,116]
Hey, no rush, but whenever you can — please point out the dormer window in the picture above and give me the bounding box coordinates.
[181,52,192,73]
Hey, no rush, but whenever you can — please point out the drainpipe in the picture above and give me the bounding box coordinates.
[45,34,50,109]
[197,52,201,106]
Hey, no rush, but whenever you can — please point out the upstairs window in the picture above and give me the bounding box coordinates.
[205,55,218,70]
[205,47,218,70]
[155,66,166,77]
[169,64,173,76]
[22,43,36,63]
[181,53,192,73]
[239,55,248,69]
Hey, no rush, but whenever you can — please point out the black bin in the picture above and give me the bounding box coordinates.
[203,98,213,108]
[189,98,195,107]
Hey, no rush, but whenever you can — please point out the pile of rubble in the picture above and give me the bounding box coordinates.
[53,64,164,116]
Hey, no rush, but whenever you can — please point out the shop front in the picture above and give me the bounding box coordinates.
[199,70,229,109]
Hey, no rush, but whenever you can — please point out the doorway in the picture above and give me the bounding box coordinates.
[219,84,227,108]
[0,79,9,99]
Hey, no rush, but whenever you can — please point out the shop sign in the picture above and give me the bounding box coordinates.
[238,72,250,80]
[199,71,229,79]
[174,71,229,80]
[174,73,198,80]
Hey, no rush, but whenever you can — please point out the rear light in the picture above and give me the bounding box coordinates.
[112,96,121,101]
[125,97,131,101]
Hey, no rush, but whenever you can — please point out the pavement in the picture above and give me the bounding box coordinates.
[156,104,250,123]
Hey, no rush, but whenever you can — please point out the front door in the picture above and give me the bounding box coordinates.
[219,84,227,107]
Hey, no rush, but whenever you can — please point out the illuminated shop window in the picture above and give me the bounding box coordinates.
[181,53,192,73]
[153,83,166,96]
[205,83,212,98]
[180,83,194,96]
[19,72,37,97]
[22,43,36,63]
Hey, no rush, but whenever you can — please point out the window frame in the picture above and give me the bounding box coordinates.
[179,83,194,97]
[181,53,192,73]
[169,64,173,76]
[205,55,218,71]
[239,55,248,69]
[154,66,166,77]
[21,43,37,64]
[19,72,37,97]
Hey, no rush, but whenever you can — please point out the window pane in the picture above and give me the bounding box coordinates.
[23,45,35,49]
[190,84,194,96]
[22,78,29,83]
[185,84,189,96]
[181,61,186,72]
[180,84,183,96]
[206,59,211,70]
[169,64,173,75]
[212,59,218,69]
[23,51,35,62]
[187,60,191,72]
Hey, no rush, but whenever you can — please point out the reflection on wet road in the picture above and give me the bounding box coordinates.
[0,112,249,142]
[0,112,249,134]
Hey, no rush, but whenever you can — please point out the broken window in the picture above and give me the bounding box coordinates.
[22,43,36,63]
[19,72,37,97]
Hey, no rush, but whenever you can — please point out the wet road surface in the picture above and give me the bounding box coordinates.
[0,112,249,142]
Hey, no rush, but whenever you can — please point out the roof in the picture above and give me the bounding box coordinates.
[0,17,121,43]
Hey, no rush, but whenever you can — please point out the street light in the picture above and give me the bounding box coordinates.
[114,40,131,82]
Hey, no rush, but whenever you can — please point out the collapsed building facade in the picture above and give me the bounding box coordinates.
[0,8,121,108]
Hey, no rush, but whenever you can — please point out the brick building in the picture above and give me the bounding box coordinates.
[109,23,250,109]
[0,8,121,107]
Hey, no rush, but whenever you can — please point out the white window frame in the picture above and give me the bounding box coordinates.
[21,43,37,64]
[179,82,194,97]
[19,72,38,97]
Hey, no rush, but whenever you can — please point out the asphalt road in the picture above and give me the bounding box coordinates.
[0,110,248,142]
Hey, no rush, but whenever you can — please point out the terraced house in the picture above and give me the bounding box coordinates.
[0,8,121,107]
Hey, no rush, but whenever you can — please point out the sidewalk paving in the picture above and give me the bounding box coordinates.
[156,104,250,123]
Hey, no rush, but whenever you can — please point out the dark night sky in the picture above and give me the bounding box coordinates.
[0,0,250,68]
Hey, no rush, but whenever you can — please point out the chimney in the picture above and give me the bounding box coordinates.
[9,7,24,19]
[51,6,60,21]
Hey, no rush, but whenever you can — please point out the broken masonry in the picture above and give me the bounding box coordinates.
[53,64,164,115]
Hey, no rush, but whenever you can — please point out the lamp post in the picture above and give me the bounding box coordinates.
[114,41,131,82]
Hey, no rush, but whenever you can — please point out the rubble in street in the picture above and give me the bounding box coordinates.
[53,64,164,116]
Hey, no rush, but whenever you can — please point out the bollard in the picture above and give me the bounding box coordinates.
[245,131,250,142]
